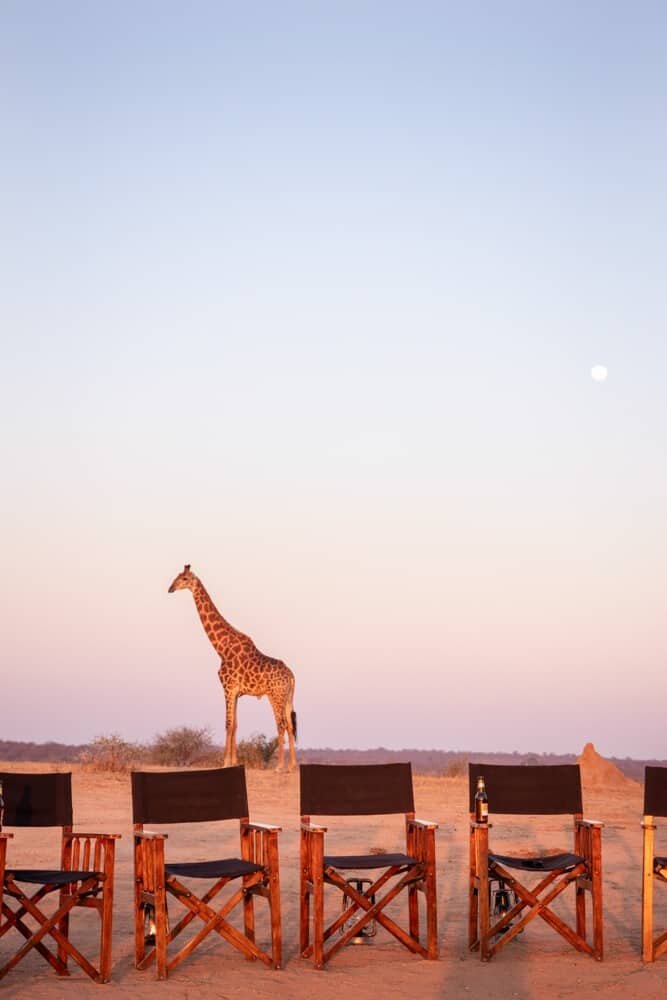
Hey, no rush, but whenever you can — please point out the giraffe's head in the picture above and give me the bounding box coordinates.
[168,564,196,594]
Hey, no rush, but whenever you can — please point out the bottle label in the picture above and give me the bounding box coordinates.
[475,800,488,823]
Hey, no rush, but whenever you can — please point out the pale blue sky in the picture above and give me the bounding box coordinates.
[2,2,666,756]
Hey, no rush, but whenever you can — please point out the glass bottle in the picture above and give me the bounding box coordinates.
[475,775,488,823]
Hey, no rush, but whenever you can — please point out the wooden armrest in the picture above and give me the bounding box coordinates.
[242,821,282,833]
[301,822,327,833]
[64,831,121,840]
[576,819,604,829]
[408,817,439,830]
[134,830,168,840]
[470,821,492,830]
[0,833,14,840]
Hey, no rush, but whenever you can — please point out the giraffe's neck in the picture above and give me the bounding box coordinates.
[190,579,239,656]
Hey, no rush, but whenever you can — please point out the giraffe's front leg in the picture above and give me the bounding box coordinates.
[275,729,286,772]
[223,689,238,768]
[230,693,239,766]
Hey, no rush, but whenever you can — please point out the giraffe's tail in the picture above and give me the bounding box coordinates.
[290,710,298,743]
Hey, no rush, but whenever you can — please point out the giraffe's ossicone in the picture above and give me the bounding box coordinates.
[168,564,297,771]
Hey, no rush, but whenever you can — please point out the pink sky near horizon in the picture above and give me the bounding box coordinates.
[2,3,666,758]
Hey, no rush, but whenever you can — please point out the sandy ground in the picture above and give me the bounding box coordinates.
[2,761,667,999]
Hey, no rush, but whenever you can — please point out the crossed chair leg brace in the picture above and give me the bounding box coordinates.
[134,824,282,979]
[300,819,438,968]
[0,832,118,983]
[469,820,603,961]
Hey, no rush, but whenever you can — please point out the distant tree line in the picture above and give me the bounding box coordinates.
[0,740,86,762]
[1,738,663,781]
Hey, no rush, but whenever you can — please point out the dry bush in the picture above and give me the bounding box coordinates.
[150,726,216,767]
[80,734,144,773]
[442,756,468,778]
[236,733,279,769]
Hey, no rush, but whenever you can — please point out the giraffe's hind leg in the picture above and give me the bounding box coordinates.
[270,677,297,772]
[285,677,297,772]
[269,695,287,772]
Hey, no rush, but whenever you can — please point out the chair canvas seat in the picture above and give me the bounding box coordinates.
[164,858,263,880]
[324,852,418,870]
[489,852,584,873]
[6,868,103,887]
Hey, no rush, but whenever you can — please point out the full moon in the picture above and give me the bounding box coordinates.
[591,365,608,382]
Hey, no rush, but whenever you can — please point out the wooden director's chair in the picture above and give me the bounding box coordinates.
[468,763,603,962]
[0,771,119,984]
[641,765,667,962]
[132,766,281,979]
[300,762,438,968]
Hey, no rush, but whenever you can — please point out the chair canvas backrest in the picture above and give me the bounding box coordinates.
[131,767,249,825]
[0,772,73,827]
[644,766,667,817]
[468,763,583,816]
[300,763,414,817]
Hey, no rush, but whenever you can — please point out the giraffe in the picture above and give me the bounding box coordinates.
[167,565,297,771]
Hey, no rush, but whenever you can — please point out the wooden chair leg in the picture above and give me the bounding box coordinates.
[468,850,479,950]
[311,836,325,969]
[267,833,282,969]
[424,831,438,959]
[574,819,586,941]
[99,889,114,983]
[477,828,490,961]
[239,822,256,962]
[406,821,419,942]
[242,874,256,960]
[57,889,70,975]
[576,882,586,941]
[58,833,72,974]
[134,897,146,967]
[154,884,168,980]
[100,844,116,983]
[299,836,310,955]
[468,824,490,959]
[642,819,656,962]
[468,888,479,949]
[152,836,168,981]
[408,884,419,942]
[590,826,603,960]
